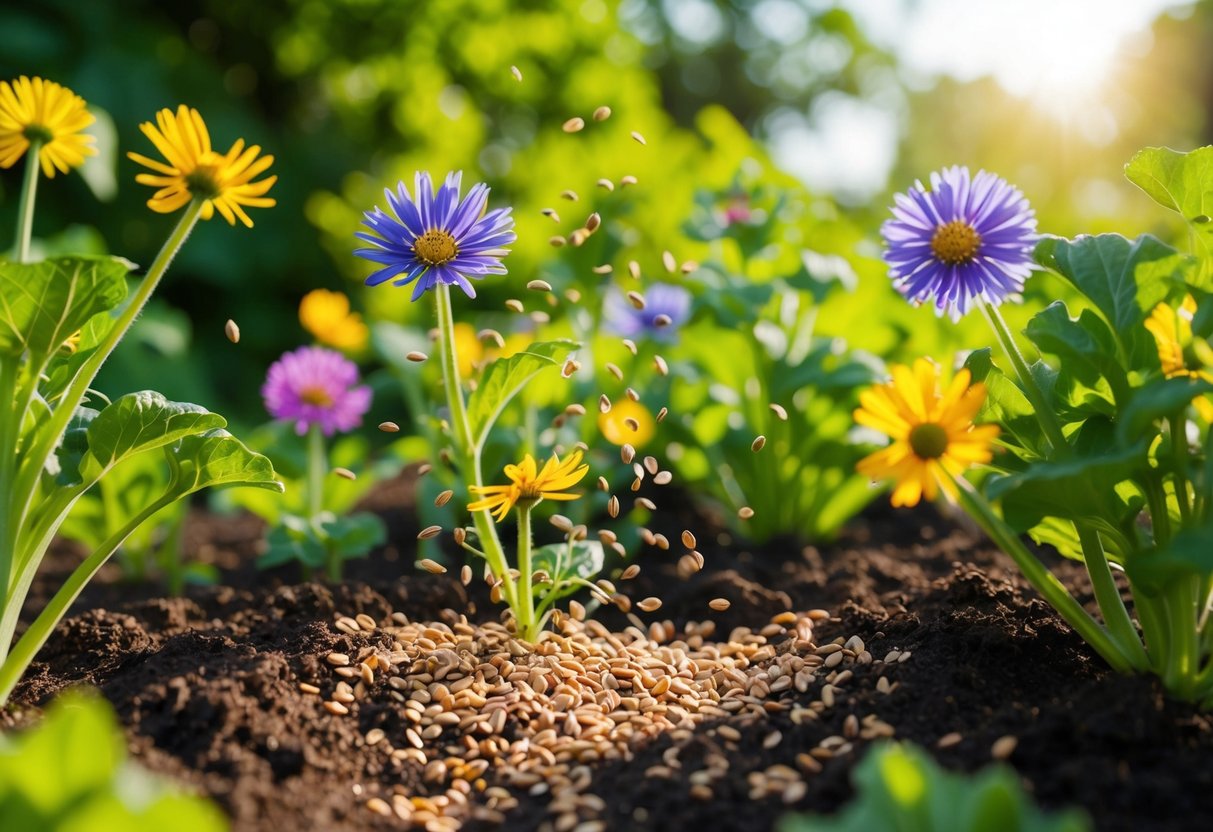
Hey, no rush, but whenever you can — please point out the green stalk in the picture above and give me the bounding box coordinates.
[950,474,1135,672]
[515,503,536,641]
[981,301,1069,456]
[0,356,21,600]
[305,424,340,582]
[1161,580,1199,696]
[13,141,41,263]
[434,283,517,611]
[1075,524,1149,670]
[1171,414,1193,525]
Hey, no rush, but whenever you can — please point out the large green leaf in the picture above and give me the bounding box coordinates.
[1125,146,1213,262]
[532,539,605,605]
[1024,302,1129,407]
[466,339,578,448]
[1126,518,1213,594]
[963,349,1046,458]
[165,430,283,497]
[79,391,226,480]
[1034,234,1180,368]
[0,255,129,363]
[1117,377,1213,445]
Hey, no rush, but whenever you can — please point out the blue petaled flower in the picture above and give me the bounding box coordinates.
[355,171,516,301]
[603,282,692,343]
[882,166,1038,321]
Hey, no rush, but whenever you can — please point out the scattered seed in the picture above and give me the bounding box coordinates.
[326,652,350,666]
[621,564,641,580]
[597,178,614,191]
[561,189,579,201]
[764,730,783,749]
[606,362,623,381]
[597,476,609,491]
[751,435,766,452]
[593,105,612,121]
[562,117,585,132]
[417,526,443,541]
[621,444,636,464]
[770,403,788,421]
[626,290,645,309]
[937,732,962,749]
[635,497,656,511]
[622,338,638,355]
[333,467,356,480]
[654,355,668,376]
[453,527,466,546]
[624,417,640,432]
[653,471,673,485]
[298,682,320,695]
[435,489,454,508]
[599,394,611,413]
[565,403,586,416]
[510,65,523,81]
[681,530,697,549]
[662,251,676,272]
[656,407,668,422]
[620,174,638,186]
[417,463,432,476]
[592,264,613,274]
[709,598,731,611]
[585,212,601,232]
[637,597,662,612]
[607,495,620,518]
[506,299,525,313]
[738,506,755,519]
[224,319,240,343]
[460,564,472,586]
[991,735,1018,760]
[627,260,641,279]
[653,314,672,328]
[550,514,573,533]
[378,421,400,433]
[324,700,349,715]
[418,558,447,573]
[527,279,553,292]
[562,358,580,378]
[569,228,589,247]
[406,350,428,362]
[631,130,646,145]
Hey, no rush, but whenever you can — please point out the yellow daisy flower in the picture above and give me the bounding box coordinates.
[468,450,589,521]
[0,76,95,177]
[128,105,276,227]
[299,289,368,351]
[855,358,999,507]
[598,398,656,447]
[1145,296,1213,421]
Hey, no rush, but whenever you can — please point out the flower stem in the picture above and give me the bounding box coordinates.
[13,141,41,263]
[516,504,536,641]
[434,283,517,612]
[307,424,326,520]
[981,301,1068,456]
[1075,523,1149,670]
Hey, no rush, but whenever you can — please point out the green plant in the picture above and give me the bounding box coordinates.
[779,742,1089,832]
[0,690,228,831]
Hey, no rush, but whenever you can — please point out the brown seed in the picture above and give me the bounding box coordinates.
[597,475,610,491]
[453,527,466,545]
[606,362,623,381]
[654,355,668,376]
[332,467,356,480]
[708,598,731,611]
[643,456,658,475]
[224,319,240,343]
[620,174,638,186]
[561,189,579,201]
[607,495,620,518]
[326,652,350,666]
[656,407,668,422]
[568,228,589,247]
[527,279,553,292]
[563,117,585,133]
[506,299,525,313]
[770,403,788,421]
[597,178,615,192]
[627,260,641,279]
[406,350,428,362]
[418,558,447,573]
[624,417,640,432]
[631,130,646,145]
[434,489,453,507]
[378,421,400,433]
[324,700,349,715]
[637,597,662,613]
[622,339,638,355]
[592,264,613,274]
[653,314,672,328]
[662,250,676,273]
[937,732,962,749]
[621,444,636,464]
[541,207,560,222]
[585,212,601,231]
[298,682,320,695]
[653,471,673,485]
[635,497,656,511]
[418,526,443,541]
[478,327,506,347]
[626,291,645,310]
[593,105,612,121]
[621,564,640,580]
[680,259,699,273]
[548,236,565,248]
[751,435,766,453]
[460,564,472,585]
[550,514,574,533]
[565,403,586,416]
[738,506,754,519]
[562,358,580,378]
[681,530,697,549]
[991,735,1018,760]
[510,65,523,81]
[599,394,611,413]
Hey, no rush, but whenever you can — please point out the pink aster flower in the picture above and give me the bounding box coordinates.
[261,346,372,436]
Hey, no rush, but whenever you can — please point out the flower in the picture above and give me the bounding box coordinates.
[468,450,589,521]
[882,166,1038,321]
[1145,296,1213,421]
[603,282,691,343]
[855,358,999,507]
[299,289,369,351]
[0,76,95,177]
[262,346,372,436]
[128,105,276,226]
[599,398,656,447]
[354,171,516,301]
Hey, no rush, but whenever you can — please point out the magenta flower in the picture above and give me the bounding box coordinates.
[262,346,372,436]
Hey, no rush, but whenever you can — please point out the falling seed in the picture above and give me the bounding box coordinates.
[561,189,579,201]
[569,228,589,247]
[511,65,523,81]
[224,319,240,343]
[406,350,428,362]
[585,212,602,231]
[599,394,611,413]
[548,235,566,248]
[562,358,580,378]
[709,598,731,611]
[624,417,640,432]
[606,362,623,381]
[453,527,466,545]
[681,530,697,549]
[635,497,656,511]
[738,506,755,519]
[626,387,640,401]
[626,291,645,310]
[597,178,615,191]
[435,489,454,508]
[656,407,668,422]
[627,260,641,279]
[541,208,560,222]
[565,403,586,416]
[654,355,668,376]
[680,260,699,274]
[662,251,676,272]
[417,463,433,476]
[653,471,673,485]
[637,597,662,612]
[417,526,443,541]
[770,403,788,421]
[607,495,620,518]
[991,735,1018,760]
[527,279,553,292]
[621,444,636,464]
[643,456,658,475]
[478,328,506,347]
[621,564,640,580]
[379,421,400,433]
[506,299,525,313]
[550,514,574,533]
[563,117,585,132]
[597,476,609,491]
[653,314,672,328]
[592,264,613,275]
[418,558,447,573]
[333,467,356,480]
[620,174,638,186]
[632,462,645,479]
[622,339,637,355]
[565,288,582,303]
[593,105,612,121]
[752,435,767,452]
[631,130,646,145]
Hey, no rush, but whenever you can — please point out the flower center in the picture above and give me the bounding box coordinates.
[414,229,459,266]
[299,385,333,407]
[908,423,950,459]
[23,124,53,145]
[185,163,223,200]
[930,221,982,265]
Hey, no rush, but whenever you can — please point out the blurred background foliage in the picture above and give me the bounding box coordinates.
[2,0,1212,542]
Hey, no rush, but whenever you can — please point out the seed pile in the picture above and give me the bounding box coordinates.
[306,608,907,830]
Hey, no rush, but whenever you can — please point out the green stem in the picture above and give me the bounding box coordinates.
[1171,414,1193,525]
[1075,524,1149,670]
[0,356,21,605]
[307,424,326,520]
[10,200,204,534]
[13,141,41,263]
[0,492,176,705]
[516,504,536,641]
[981,301,1068,456]
[951,474,1134,672]
[434,283,517,611]
[1161,580,1199,696]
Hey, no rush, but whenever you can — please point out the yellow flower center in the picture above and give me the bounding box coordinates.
[414,229,458,266]
[930,221,982,265]
[22,124,53,144]
[299,385,333,407]
[908,423,949,459]
[185,161,223,200]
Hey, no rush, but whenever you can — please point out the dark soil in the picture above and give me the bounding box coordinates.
[5,475,1212,832]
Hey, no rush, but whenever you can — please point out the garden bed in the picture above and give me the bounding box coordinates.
[5,473,1210,832]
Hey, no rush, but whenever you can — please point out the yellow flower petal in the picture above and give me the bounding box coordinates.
[0,76,95,177]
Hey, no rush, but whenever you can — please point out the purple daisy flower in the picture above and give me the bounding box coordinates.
[882,166,1038,321]
[603,282,692,343]
[354,171,516,301]
[262,346,372,436]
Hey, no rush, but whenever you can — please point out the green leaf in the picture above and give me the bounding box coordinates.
[321,512,386,559]
[1034,234,1180,368]
[258,516,328,570]
[165,430,283,498]
[1125,146,1213,258]
[466,339,578,448]
[963,349,1045,457]
[80,391,227,480]
[1127,518,1213,593]
[1116,376,1213,445]
[1024,302,1129,407]
[532,540,604,604]
[0,255,130,363]
[52,405,101,487]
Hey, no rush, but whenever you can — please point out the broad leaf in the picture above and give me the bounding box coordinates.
[52,405,100,487]
[322,512,387,559]
[466,339,578,448]
[0,255,129,364]
[79,391,226,480]
[1125,146,1213,261]
[1126,518,1213,594]
[1024,302,1129,407]
[963,349,1045,457]
[532,540,605,604]
[1117,376,1213,444]
[165,430,283,497]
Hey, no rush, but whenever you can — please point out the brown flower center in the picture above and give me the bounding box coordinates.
[908,423,949,459]
[930,221,982,265]
[23,124,53,144]
[186,162,223,199]
[414,229,459,266]
[299,385,333,407]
